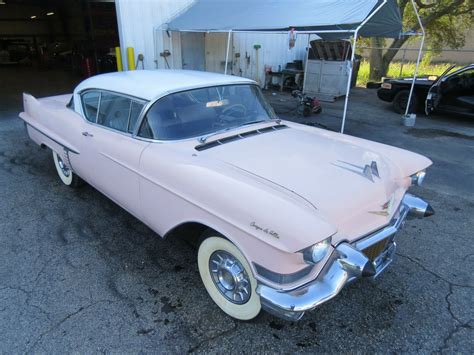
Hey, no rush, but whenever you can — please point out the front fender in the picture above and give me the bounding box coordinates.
[138,144,337,287]
[141,145,336,253]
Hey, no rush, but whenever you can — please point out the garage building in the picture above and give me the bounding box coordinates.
[0,0,308,85]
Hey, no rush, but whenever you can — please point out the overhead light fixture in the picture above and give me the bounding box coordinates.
[46,12,54,16]
[30,15,37,19]
[0,1,6,5]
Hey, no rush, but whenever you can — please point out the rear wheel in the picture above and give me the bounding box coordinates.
[197,235,261,320]
[52,151,82,188]
[393,89,418,114]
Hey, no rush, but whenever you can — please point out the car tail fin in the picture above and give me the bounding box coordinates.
[20,92,40,122]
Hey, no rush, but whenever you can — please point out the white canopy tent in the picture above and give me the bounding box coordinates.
[161,0,425,133]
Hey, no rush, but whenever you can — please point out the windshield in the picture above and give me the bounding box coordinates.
[138,84,277,140]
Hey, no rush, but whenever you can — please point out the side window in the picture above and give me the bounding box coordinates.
[128,101,144,133]
[443,68,474,96]
[81,91,100,122]
[457,68,474,78]
[457,69,474,93]
[97,93,131,132]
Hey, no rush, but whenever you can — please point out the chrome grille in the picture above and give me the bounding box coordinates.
[362,238,389,261]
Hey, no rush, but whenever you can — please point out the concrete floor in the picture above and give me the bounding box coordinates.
[0,66,473,353]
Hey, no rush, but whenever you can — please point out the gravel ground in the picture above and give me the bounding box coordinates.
[0,67,473,353]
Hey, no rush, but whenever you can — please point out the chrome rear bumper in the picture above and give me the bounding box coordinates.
[256,193,434,321]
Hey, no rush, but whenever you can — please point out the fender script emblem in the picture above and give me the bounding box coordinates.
[250,222,280,239]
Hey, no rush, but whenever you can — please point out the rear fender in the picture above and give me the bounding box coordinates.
[19,93,79,168]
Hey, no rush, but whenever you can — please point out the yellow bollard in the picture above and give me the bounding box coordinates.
[115,47,123,72]
[127,47,136,71]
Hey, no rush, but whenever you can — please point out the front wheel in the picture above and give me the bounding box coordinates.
[52,151,82,188]
[198,235,261,320]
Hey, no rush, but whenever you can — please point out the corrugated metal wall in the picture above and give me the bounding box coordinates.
[115,0,194,70]
[115,0,309,85]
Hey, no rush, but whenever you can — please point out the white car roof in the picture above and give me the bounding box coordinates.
[74,70,256,101]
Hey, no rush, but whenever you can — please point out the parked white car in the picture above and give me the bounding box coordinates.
[19,70,434,321]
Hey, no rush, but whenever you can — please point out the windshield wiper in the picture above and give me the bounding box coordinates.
[238,119,269,127]
[198,127,233,143]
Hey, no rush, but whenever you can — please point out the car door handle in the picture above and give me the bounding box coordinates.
[82,131,93,137]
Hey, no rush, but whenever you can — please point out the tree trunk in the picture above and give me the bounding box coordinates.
[369,37,384,81]
[369,35,410,81]
[367,0,469,83]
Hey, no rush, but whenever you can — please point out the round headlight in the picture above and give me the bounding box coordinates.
[411,170,426,186]
[301,237,331,265]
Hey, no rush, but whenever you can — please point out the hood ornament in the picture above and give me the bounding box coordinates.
[370,161,380,178]
[334,160,381,182]
[362,161,380,182]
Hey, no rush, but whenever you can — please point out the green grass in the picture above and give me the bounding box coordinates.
[356,60,459,86]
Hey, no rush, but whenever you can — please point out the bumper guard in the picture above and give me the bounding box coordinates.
[256,193,434,321]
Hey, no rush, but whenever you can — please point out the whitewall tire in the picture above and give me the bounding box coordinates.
[198,236,261,320]
[52,151,81,188]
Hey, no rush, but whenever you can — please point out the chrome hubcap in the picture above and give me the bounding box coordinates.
[209,250,251,304]
[57,157,71,177]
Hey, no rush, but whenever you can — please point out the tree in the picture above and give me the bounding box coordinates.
[369,0,474,81]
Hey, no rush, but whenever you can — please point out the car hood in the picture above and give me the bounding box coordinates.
[198,124,431,244]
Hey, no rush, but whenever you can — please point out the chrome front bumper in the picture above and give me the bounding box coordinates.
[256,193,434,321]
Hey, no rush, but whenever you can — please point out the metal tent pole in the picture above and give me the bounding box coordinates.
[340,0,387,134]
[404,0,425,117]
[169,31,174,69]
[340,32,358,133]
[225,30,232,75]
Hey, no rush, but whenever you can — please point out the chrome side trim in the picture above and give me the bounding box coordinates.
[26,123,80,155]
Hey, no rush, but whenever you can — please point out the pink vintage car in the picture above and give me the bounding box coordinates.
[19,70,434,321]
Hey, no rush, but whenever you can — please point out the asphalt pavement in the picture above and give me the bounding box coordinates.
[0,67,473,353]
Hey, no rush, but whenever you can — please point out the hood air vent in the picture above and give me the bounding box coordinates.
[195,124,288,151]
